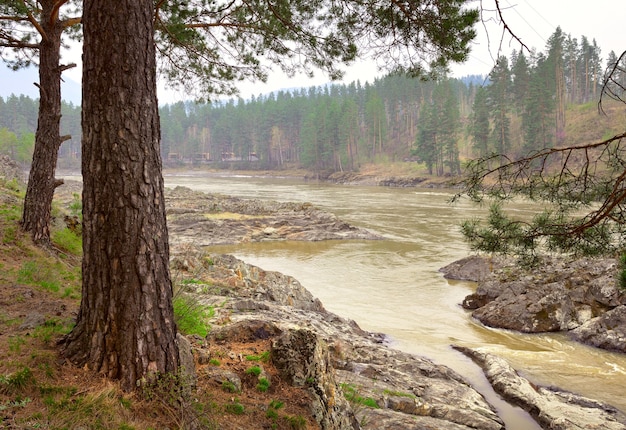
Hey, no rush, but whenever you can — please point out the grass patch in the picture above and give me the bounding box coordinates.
[245,366,262,376]
[256,377,270,393]
[32,318,74,345]
[225,399,245,415]
[0,367,35,393]
[51,227,82,255]
[341,383,380,409]
[16,259,80,298]
[172,293,214,337]
[245,351,270,363]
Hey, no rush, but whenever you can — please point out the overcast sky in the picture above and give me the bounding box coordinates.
[153,0,624,103]
[4,0,623,104]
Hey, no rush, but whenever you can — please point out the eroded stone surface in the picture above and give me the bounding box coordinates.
[456,346,626,430]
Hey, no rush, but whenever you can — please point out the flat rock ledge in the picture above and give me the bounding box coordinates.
[455,346,626,430]
[440,255,626,353]
[172,250,505,430]
[164,186,383,246]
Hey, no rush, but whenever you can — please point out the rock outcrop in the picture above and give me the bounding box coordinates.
[455,346,626,430]
[443,256,626,353]
[164,186,383,246]
[175,249,506,430]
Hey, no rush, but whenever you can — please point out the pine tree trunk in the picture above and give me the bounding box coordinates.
[61,0,180,390]
[20,0,65,245]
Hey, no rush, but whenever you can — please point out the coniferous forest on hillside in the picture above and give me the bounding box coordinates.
[1,27,625,177]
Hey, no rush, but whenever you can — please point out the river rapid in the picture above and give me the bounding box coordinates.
[163,172,626,427]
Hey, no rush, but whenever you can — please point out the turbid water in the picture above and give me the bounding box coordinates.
[67,171,626,428]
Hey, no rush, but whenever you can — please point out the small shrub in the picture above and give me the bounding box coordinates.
[245,366,262,376]
[256,377,270,393]
[209,358,221,366]
[268,400,284,410]
[0,367,35,393]
[221,380,239,393]
[225,400,244,415]
[173,293,214,337]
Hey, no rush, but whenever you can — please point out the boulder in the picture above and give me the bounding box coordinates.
[455,346,626,430]
[272,328,360,430]
[458,257,626,341]
[569,305,626,352]
[440,255,496,282]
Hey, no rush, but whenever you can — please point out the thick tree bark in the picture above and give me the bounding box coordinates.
[61,0,180,390]
[20,0,65,245]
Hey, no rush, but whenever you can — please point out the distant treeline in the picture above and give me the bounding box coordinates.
[1,27,622,175]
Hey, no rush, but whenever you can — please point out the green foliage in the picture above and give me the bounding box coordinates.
[8,336,26,353]
[413,79,461,176]
[268,399,284,410]
[172,292,214,337]
[221,380,239,393]
[284,414,307,429]
[340,383,380,409]
[245,351,270,362]
[256,377,270,393]
[224,400,244,415]
[245,366,262,376]
[68,193,82,217]
[16,259,79,296]
[0,397,31,412]
[32,318,74,345]
[51,227,82,256]
[0,367,34,393]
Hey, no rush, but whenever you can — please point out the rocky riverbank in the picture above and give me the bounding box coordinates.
[160,186,626,429]
[171,250,506,429]
[164,186,383,246]
[50,177,626,429]
[441,255,626,353]
[171,249,626,429]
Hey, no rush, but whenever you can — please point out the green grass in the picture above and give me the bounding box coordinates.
[256,377,270,393]
[340,383,380,409]
[245,351,270,362]
[16,259,80,298]
[225,400,244,415]
[32,318,74,345]
[0,367,35,394]
[172,294,214,337]
[51,227,82,255]
[245,366,262,376]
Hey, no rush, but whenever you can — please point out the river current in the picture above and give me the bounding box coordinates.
[152,173,626,426]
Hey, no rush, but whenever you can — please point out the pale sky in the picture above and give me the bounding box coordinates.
[31,0,626,104]
[152,0,624,103]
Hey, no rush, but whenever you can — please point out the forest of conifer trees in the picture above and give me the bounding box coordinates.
[1,27,624,176]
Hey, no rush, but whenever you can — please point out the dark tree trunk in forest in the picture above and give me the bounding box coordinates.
[20,1,67,245]
[61,0,180,390]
